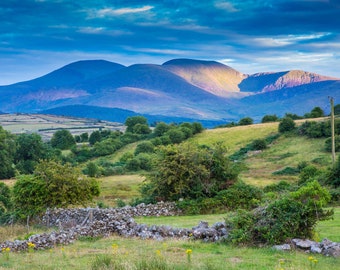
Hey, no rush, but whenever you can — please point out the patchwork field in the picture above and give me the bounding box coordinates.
[0,113,124,140]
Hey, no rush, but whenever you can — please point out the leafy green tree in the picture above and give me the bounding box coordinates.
[80,132,89,142]
[284,113,302,120]
[278,117,296,133]
[142,143,239,201]
[50,129,76,150]
[327,156,340,188]
[85,162,99,177]
[132,123,151,134]
[134,141,155,155]
[93,138,122,156]
[154,122,171,137]
[12,160,100,217]
[334,104,340,115]
[191,122,204,134]
[125,116,148,133]
[261,114,279,123]
[0,126,16,179]
[15,133,47,174]
[166,129,185,144]
[238,117,253,126]
[309,106,325,118]
[0,182,11,214]
[89,131,102,145]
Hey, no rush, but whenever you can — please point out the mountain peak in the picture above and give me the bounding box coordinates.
[163,58,245,96]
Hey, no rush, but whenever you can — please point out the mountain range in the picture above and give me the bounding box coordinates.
[0,58,339,126]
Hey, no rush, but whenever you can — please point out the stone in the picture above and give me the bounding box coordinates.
[272,244,291,251]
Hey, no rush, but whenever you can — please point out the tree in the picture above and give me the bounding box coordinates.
[15,133,47,174]
[278,117,296,133]
[12,160,100,217]
[238,117,253,126]
[134,141,155,155]
[50,129,76,150]
[125,116,148,133]
[80,132,89,142]
[142,143,239,201]
[261,114,279,123]
[334,104,340,115]
[309,106,325,118]
[89,131,101,145]
[154,122,171,137]
[0,126,16,179]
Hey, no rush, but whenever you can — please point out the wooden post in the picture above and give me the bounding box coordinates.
[330,97,336,167]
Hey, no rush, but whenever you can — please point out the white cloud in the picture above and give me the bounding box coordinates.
[214,1,239,12]
[253,33,329,47]
[92,5,154,18]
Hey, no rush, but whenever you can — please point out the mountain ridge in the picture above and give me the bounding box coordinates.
[0,58,339,123]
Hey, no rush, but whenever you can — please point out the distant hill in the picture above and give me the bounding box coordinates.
[41,105,226,128]
[0,58,339,123]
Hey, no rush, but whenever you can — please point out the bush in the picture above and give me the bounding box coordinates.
[134,141,155,155]
[261,114,279,123]
[325,135,340,152]
[12,160,100,217]
[278,117,296,133]
[238,117,253,126]
[263,181,294,193]
[272,166,299,175]
[251,139,267,150]
[298,165,322,185]
[142,143,239,202]
[216,181,263,210]
[225,180,333,245]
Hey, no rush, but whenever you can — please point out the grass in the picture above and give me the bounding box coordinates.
[0,230,339,269]
[190,122,279,153]
[94,174,144,207]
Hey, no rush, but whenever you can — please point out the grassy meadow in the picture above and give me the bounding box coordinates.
[1,118,339,269]
[0,209,339,269]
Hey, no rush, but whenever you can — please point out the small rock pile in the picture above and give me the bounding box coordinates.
[273,238,340,257]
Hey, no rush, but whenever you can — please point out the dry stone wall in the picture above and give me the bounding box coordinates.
[1,202,339,258]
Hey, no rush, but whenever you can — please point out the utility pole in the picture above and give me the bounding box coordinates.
[329,96,336,167]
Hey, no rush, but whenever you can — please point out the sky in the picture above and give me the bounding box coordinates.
[0,0,340,85]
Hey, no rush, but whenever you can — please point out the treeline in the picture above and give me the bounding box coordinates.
[216,104,340,128]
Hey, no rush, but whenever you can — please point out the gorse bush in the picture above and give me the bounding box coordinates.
[225,180,333,245]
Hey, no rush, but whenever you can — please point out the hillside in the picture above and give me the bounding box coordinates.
[0,58,339,122]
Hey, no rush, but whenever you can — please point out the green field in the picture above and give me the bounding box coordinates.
[0,209,339,269]
[1,118,339,269]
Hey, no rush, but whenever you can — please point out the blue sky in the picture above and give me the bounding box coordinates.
[0,0,339,85]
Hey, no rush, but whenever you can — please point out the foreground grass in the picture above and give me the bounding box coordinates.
[1,235,338,270]
[1,209,338,269]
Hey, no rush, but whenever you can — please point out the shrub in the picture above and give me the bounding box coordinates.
[12,160,100,217]
[298,165,322,185]
[325,135,340,152]
[238,117,253,126]
[261,114,279,123]
[142,143,239,202]
[251,139,267,150]
[278,117,296,133]
[272,166,299,175]
[225,180,333,245]
[134,141,155,155]
[326,155,340,188]
[216,181,263,210]
[263,181,294,193]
